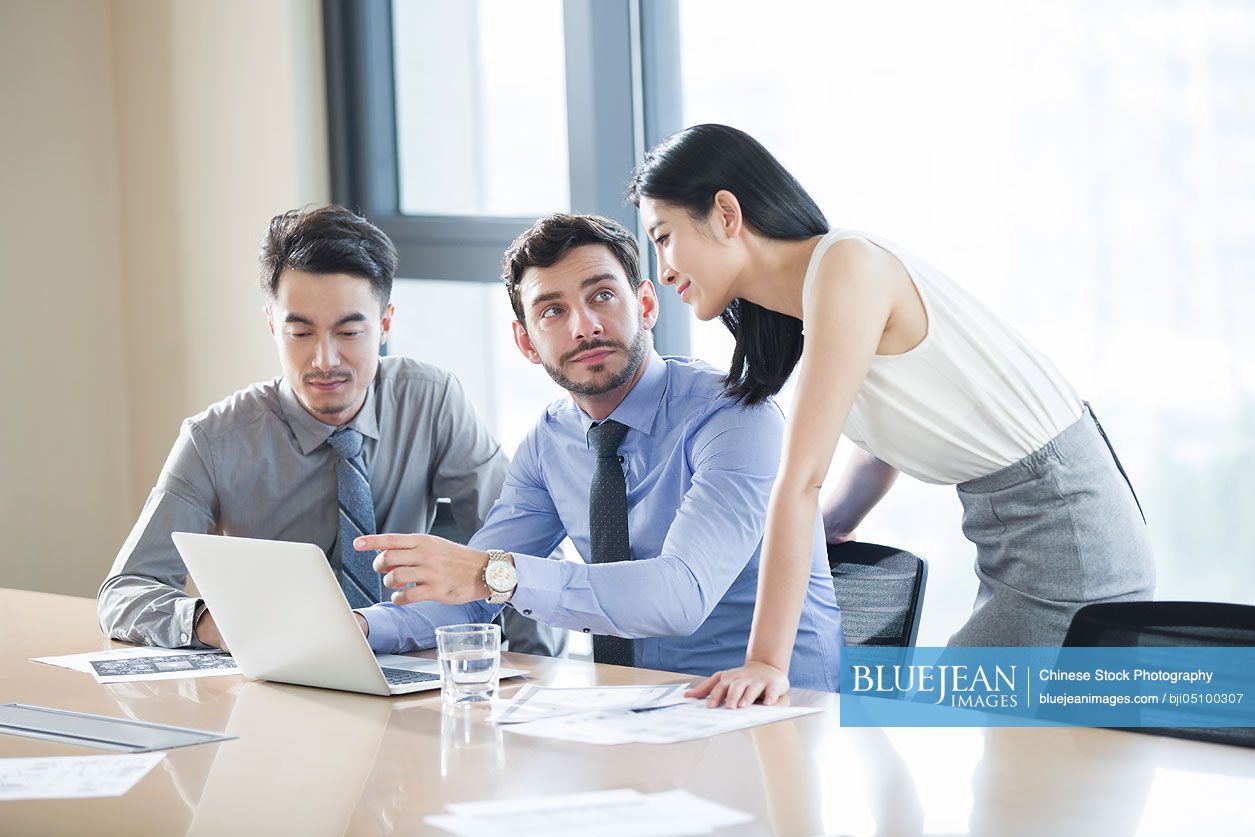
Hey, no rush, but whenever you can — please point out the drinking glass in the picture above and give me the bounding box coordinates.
[435,623,501,704]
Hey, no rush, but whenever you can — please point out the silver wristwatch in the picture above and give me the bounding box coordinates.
[484,549,518,605]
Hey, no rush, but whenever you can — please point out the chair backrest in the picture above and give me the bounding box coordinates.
[429,498,465,544]
[1064,601,1255,748]
[1064,601,1255,647]
[828,541,928,647]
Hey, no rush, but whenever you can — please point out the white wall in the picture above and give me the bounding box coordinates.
[0,0,329,597]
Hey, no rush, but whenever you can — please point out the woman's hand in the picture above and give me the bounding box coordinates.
[685,661,791,708]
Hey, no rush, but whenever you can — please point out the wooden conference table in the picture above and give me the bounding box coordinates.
[1,588,1253,836]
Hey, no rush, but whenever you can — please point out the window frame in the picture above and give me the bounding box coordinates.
[323,0,689,353]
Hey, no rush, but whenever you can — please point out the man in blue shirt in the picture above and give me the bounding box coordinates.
[354,214,842,693]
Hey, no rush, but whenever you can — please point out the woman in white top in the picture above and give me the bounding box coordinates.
[628,124,1154,708]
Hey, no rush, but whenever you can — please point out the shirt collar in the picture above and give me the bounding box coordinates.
[576,350,667,440]
[278,374,381,456]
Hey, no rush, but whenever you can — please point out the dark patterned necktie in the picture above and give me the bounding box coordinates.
[588,420,635,667]
[327,426,384,609]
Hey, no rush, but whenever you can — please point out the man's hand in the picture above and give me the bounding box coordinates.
[685,661,790,708]
[353,612,369,637]
[194,609,229,651]
[354,533,492,605]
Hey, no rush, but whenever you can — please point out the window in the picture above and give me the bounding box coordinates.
[675,0,1255,641]
[326,2,1253,648]
[326,0,687,659]
[392,0,570,218]
[386,279,567,457]
[325,0,689,426]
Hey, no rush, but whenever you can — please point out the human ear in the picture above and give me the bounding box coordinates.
[511,319,542,365]
[637,279,660,330]
[712,190,744,240]
[379,303,396,345]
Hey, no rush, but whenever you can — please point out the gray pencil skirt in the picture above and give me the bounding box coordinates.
[949,404,1155,646]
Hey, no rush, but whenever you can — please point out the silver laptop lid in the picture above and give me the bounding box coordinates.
[172,533,391,696]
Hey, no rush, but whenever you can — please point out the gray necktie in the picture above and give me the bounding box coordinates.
[588,420,635,667]
[327,426,384,609]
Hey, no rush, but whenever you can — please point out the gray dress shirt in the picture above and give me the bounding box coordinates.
[98,356,564,656]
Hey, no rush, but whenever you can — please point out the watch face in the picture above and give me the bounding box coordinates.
[486,562,518,593]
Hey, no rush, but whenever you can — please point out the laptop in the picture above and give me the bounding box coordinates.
[172,532,526,696]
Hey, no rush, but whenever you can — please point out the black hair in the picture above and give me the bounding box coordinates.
[627,124,828,405]
[259,205,398,309]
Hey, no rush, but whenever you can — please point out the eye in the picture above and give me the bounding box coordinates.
[287,331,311,339]
[338,330,363,338]
[541,305,562,319]
[655,234,670,246]
[593,289,614,302]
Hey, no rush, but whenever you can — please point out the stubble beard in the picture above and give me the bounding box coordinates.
[541,320,650,397]
[301,371,360,420]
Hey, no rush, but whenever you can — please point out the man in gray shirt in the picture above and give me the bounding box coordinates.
[98,205,562,656]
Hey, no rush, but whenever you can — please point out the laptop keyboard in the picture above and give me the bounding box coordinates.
[381,667,440,686]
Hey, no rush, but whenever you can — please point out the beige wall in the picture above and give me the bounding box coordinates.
[0,1,131,597]
[0,0,329,596]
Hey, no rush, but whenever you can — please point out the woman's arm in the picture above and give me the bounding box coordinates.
[822,448,899,542]
[690,238,899,707]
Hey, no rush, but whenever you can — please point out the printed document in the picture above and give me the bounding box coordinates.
[426,788,753,836]
[0,753,164,801]
[31,647,238,683]
[503,698,821,745]
[489,683,690,724]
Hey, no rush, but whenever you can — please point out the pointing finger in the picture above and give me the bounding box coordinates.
[355,533,430,552]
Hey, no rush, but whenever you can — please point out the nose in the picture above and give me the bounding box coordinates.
[656,253,679,285]
[312,334,340,370]
[570,305,603,342]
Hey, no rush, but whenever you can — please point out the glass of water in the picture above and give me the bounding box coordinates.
[435,623,501,705]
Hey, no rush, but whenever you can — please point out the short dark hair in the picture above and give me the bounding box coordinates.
[259,205,398,308]
[628,124,828,406]
[502,213,641,322]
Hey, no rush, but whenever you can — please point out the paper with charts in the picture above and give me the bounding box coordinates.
[32,647,239,683]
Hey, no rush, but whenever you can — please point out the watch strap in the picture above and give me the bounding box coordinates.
[484,550,516,605]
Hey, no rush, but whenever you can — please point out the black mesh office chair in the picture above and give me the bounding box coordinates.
[828,541,928,647]
[1063,601,1255,748]
[428,497,463,543]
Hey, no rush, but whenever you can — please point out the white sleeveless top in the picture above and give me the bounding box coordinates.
[801,229,1082,485]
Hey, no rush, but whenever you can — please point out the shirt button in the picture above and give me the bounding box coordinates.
[523,609,532,616]
[582,628,591,633]
[180,633,189,644]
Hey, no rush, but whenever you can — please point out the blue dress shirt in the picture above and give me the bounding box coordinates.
[361,352,843,691]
